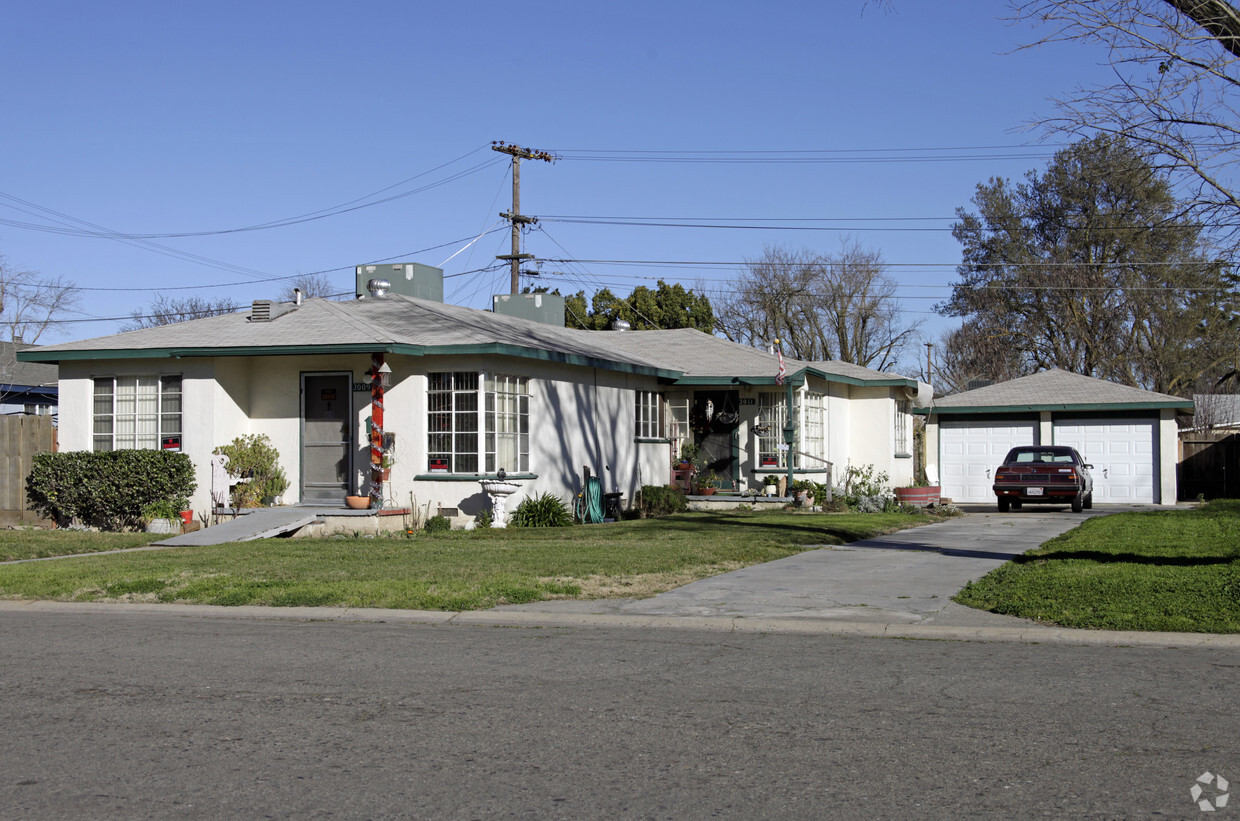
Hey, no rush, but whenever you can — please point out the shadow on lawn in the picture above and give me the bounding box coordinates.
[1013,550,1237,567]
[634,511,927,545]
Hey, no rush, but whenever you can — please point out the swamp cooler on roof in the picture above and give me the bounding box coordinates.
[355,262,443,301]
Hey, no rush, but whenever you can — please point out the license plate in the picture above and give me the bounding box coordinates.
[1027,487,1044,496]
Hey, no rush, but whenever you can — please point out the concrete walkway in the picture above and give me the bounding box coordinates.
[154,505,377,547]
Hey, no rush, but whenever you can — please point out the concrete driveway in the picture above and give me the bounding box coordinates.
[501,505,1161,626]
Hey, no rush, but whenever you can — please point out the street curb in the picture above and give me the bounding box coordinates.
[2,599,1237,649]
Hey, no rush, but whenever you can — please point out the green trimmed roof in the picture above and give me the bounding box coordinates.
[19,295,919,389]
[922,369,1193,414]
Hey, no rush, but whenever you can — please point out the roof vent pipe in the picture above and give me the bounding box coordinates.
[293,288,303,306]
[610,318,631,331]
[368,278,391,297]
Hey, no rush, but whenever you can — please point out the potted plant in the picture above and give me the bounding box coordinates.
[695,470,721,496]
[790,479,816,507]
[762,474,780,496]
[676,441,699,471]
[894,480,940,507]
[141,498,184,534]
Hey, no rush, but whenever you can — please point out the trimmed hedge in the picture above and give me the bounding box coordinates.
[27,450,197,530]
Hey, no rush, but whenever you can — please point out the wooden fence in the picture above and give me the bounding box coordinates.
[1179,430,1240,500]
[0,414,56,526]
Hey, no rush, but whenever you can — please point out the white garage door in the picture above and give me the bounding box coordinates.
[1053,419,1157,504]
[940,420,1037,504]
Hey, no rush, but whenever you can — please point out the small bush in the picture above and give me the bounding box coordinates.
[638,485,688,517]
[424,515,451,533]
[27,450,197,531]
[141,498,186,523]
[213,435,289,507]
[835,463,890,509]
[510,492,574,528]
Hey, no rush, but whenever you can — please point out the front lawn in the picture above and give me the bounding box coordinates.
[0,530,166,562]
[0,509,943,611]
[954,500,1240,632]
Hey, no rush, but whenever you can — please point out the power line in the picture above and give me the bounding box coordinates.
[0,147,502,240]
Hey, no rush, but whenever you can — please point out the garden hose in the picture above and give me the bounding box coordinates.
[576,476,606,524]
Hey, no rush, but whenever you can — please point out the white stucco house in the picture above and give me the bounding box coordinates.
[19,282,919,522]
[921,369,1192,506]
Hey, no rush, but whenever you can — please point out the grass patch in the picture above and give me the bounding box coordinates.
[0,530,167,562]
[0,509,941,611]
[954,500,1240,633]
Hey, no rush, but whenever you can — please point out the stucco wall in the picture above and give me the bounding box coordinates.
[56,352,916,521]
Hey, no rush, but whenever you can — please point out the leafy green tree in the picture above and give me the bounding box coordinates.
[562,281,714,332]
[940,135,1238,395]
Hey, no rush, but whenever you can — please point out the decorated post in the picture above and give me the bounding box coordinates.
[369,352,385,508]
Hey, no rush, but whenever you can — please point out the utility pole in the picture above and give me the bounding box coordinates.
[925,342,933,385]
[491,141,556,294]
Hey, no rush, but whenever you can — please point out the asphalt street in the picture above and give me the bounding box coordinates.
[2,608,1238,819]
[2,504,1237,818]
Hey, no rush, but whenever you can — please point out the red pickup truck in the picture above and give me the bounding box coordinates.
[992,445,1094,513]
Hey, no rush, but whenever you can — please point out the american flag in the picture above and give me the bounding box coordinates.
[775,339,786,385]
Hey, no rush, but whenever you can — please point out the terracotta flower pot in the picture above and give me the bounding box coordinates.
[345,495,371,510]
[894,486,941,507]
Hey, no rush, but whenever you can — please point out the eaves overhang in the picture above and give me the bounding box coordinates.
[667,367,914,389]
[19,342,682,380]
[916,400,1194,416]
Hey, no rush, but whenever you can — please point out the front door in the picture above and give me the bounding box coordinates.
[691,390,740,490]
[302,373,352,502]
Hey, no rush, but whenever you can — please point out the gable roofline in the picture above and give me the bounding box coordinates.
[917,368,1193,415]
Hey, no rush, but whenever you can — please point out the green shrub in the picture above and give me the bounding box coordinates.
[140,498,186,523]
[27,450,197,530]
[424,515,451,533]
[638,484,688,517]
[213,435,289,507]
[510,492,574,528]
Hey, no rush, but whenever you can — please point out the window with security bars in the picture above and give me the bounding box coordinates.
[758,393,791,469]
[758,392,823,469]
[634,390,662,439]
[93,375,182,451]
[894,399,911,455]
[428,372,528,474]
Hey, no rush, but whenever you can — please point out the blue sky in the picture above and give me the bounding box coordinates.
[1,0,1116,372]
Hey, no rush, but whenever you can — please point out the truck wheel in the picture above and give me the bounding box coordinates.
[1071,495,1084,513]
[997,498,1010,513]
[1084,493,1093,510]
[1011,501,1023,510]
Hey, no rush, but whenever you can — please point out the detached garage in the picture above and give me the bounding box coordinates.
[922,370,1192,506]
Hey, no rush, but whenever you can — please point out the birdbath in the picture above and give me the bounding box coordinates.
[479,478,521,528]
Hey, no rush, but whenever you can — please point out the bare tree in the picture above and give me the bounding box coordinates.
[0,256,78,344]
[1012,0,1240,247]
[932,321,1031,395]
[281,273,340,302]
[122,294,240,331]
[715,241,922,370]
